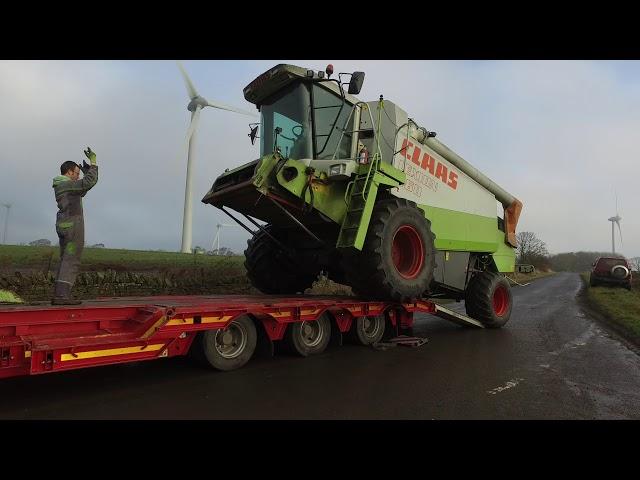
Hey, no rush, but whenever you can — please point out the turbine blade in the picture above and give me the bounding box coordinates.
[617,221,623,247]
[177,61,199,99]
[206,99,257,117]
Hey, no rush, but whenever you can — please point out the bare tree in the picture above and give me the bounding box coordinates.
[630,257,640,272]
[516,231,549,265]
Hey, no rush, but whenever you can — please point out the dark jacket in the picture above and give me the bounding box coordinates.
[52,166,98,231]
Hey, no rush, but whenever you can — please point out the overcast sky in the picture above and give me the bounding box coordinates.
[0,60,638,257]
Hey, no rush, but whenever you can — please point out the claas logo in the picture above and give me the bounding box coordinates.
[400,139,458,190]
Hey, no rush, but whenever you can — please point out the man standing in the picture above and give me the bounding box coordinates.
[51,147,99,305]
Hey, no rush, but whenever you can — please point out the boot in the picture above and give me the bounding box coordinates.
[51,280,82,305]
[51,297,82,305]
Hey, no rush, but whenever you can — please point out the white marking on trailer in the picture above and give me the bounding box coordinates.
[487,378,524,395]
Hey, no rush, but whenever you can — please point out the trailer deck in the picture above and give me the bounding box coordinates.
[0,294,481,379]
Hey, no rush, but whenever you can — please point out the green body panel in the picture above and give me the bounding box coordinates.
[421,205,499,252]
[253,154,280,194]
[420,204,515,273]
[491,231,516,272]
[275,158,348,223]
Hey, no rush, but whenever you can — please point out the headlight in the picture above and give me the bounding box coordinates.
[329,164,345,176]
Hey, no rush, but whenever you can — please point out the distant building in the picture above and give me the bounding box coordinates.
[29,239,51,247]
[90,243,105,248]
[210,247,234,256]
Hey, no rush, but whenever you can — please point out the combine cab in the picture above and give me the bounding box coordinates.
[203,64,522,328]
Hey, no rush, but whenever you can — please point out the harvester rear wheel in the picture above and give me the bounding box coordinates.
[465,271,513,328]
[244,226,319,294]
[343,198,436,302]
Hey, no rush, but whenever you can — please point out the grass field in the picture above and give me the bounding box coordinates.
[581,272,640,343]
[0,290,22,303]
[0,245,244,272]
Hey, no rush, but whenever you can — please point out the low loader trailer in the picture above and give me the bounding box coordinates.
[0,294,484,380]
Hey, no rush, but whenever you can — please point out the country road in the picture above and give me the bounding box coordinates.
[2,272,640,419]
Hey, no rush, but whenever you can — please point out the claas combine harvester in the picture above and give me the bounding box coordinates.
[203,64,523,328]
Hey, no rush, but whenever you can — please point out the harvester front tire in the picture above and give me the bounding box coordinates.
[343,199,436,302]
[465,272,512,328]
[244,226,319,294]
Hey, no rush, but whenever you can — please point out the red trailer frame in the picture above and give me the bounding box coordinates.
[0,294,457,380]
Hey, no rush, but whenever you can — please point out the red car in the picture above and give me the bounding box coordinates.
[590,257,632,290]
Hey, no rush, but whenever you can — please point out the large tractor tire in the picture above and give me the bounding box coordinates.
[343,198,436,302]
[465,271,513,328]
[244,226,319,294]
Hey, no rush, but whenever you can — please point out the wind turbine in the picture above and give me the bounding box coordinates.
[212,223,240,254]
[608,194,623,254]
[177,61,257,254]
[1,203,11,245]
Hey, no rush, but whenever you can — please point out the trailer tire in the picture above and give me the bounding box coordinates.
[349,314,386,345]
[343,198,436,302]
[244,226,319,294]
[589,274,598,287]
[285,312,332,357]
[200,315,257,371]
[465,272,512,328]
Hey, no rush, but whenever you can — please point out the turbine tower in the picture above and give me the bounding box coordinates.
[1,203,11,245]
[212,223,239,254]
[177,61,256,253]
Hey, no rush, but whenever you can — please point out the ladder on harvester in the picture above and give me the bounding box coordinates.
[336,154,381,250]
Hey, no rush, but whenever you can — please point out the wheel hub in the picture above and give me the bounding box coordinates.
[300,320,323,347]
[392,225,425,279]
[361,316,381,338]
[215,323,247,358]
[492,285,509,317]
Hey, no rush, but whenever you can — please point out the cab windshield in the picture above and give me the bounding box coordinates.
[259,81,353,160]
[260,82,312,160]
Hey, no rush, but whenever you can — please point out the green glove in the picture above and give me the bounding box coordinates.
[84,147,97,166]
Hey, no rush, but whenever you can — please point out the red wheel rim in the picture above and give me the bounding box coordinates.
[391,225,425,279]
[493,284,509,316]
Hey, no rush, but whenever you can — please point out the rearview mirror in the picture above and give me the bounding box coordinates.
[248,125,259,145]
[348,71,365,95]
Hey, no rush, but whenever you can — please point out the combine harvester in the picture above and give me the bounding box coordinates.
[0,63,521,380]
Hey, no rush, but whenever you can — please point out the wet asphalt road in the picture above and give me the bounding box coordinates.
[2,272,640,420]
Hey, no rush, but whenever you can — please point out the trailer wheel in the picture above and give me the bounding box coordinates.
[349,315,386,345]
[343,198,436,302]
[200,315,257,371]
[589,274,598,287]
[465,272,513,328]
[285,312,332,357]
[244,226,319,294]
